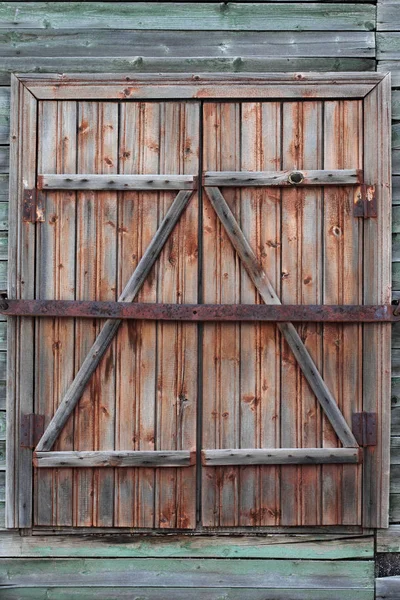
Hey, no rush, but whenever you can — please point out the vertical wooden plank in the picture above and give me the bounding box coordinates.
[280,101,323,526]
[116,102,159,528]
[74,101,118,527]
[35,100,77,526]
[363,76,392,528]
[239,102,281,526]
[15,84,37,527]
[6,74,22,528]
[156,101,198,529]
[323,100,363,526]
[202,102,240,527]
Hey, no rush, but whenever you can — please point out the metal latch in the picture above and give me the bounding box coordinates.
[23,188,45,223]
[352,412,377,447]
[354,184,377,218]
[20,414,45,449]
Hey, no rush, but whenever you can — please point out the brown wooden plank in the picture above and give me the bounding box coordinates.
[34,100,77,526]
[322,99,363,526]
[238,101,281,526]
[155,101,198,530]
[39,173,196,190]
[34,451,194,468]
[204,169,361,187]
[362,74,392,528]
[202,102,241,527]
[202,448,360,466]
[280,100,323,526]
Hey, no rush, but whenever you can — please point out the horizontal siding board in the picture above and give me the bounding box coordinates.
[0,3,377,31]
[377,33,400,59]
[0,30,376,58]
[377,525,400,552]
[378,63,400,87]
[0,558,374,589]
[0,57,376,86]
[0,146,9,173]
[0,589,376,600]
[0,532,374,559]
[376,576,400,600]
[378,2,400,32]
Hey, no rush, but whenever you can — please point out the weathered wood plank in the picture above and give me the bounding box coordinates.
[204,169,361,186]
[378,2,400,32]
[202,448,360,465]
[0,3,376,31]
[204,186,358,448]
[0,145,9,173]
[0,588,376,600]
[390,493,400,521]
[362,74,392,528]
[20,72,382,101]
[376,576,400,600]
[0,57,375,86]
[0,531,374,559]
[378,63,400,87]
[39,173,197,190]
[377,525,400,552]
[0,86,9,144]
[0,558,374,589]
[0,30,375,58]
[34,450,194,468]
[377,33,400,59]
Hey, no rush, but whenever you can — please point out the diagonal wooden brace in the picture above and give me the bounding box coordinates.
[36,189,195,452]
[204,186,358,449]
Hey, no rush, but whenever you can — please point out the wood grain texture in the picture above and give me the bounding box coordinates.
[19,72,382,101]
[362,74,392,528]
[34,451,194,468]
[0,3,376,31]
[39,173,196,190]
[0,30,376,58]
[0,531,374,559]
[202,448,360,465]
[0,57,375,86]
[0,558,374,589]
[204,169,361,186]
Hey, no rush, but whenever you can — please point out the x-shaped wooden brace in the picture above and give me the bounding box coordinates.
[36,185,358,452]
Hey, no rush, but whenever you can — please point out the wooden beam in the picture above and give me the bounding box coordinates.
[204,169,362,187]
[204,186,358,449]
[35,189,194,452]
[202,448,360,466]
[34,451,195,468]
[17,73,383,101]
[38,173,197,191]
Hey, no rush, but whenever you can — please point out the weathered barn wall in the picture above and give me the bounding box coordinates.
[0,1,397,598]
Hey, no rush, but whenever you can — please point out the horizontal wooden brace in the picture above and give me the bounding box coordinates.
[202,448,361,466]
[33,450,196,468]
[1,300,398,322]
[203,169,362,187]
[38,174,197,191]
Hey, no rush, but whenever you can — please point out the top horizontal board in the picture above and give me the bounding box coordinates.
[17,72,384,100]
[0,2,376,31]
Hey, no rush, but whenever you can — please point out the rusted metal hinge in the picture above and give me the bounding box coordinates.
[20,414,45,449]
[354,184,377,218]
[23,188,45,223]
[352,412,377,447]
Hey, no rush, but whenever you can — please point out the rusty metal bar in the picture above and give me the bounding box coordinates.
[1,300,399,322]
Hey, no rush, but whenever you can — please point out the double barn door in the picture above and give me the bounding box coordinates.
[7,74,391,530]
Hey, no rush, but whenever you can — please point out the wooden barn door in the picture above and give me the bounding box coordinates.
[32,99,200,528]
[200,100,366,527]
[7,74,391,531]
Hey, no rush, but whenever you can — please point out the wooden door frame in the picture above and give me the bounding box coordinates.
[6,72,391,530]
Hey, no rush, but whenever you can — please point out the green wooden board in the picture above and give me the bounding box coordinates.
[0,558,374,589]
[0,532,374,559]
[0,3,376,31]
